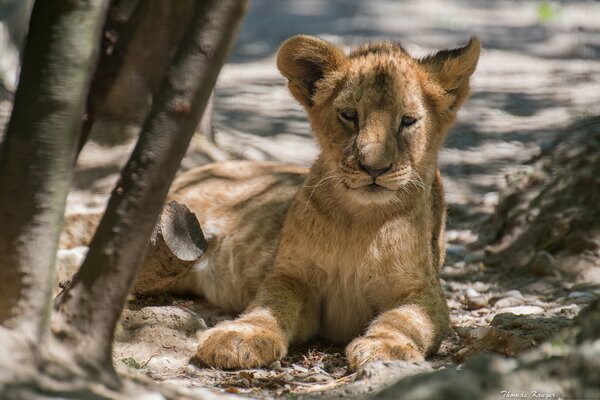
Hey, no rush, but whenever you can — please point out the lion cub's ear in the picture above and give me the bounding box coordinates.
[277,35,347,108]
[419,37,481,111]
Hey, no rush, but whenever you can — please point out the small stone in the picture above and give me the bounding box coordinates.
[269,360,283,371]
[570,282,596,292]
[457,325,535,361]
[447,244,467,257]
[504,290,524,298]
[184,364,197,375]
[498,305,545,315]
[354,360,432,381]
[281,373,294,382]
[494,296,525,308]
[55,246,88,288]
[465,288,480,298]
[482,192,499,206]
[473,281,489,292]
[465,295,488,310]
[145,356,174,371]
[530,251,557,277]
[568,291,595,299]
[464,251,485,263]
[490,358,518,373]
[303,373,334,383]
[292,363,309,373]
[520,280,554,294]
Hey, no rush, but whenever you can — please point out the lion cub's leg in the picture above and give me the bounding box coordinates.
[193,275,318,369]
[346,284,449,370]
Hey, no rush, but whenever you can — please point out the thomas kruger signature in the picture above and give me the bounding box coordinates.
[500,390,561,399]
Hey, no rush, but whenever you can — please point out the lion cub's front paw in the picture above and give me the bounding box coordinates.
[192,321,287,369]
[346,335,425,371]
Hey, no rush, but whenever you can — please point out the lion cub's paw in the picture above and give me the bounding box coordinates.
[192,321,287,369]
[346,335,425,371]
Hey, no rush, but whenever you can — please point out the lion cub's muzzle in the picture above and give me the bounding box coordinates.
[358,161,392,180]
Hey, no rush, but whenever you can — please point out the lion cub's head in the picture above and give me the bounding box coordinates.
[277,36,480,205]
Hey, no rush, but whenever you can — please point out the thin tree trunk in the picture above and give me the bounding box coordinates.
[0,0,109,338]
[52,0,247,383]
[76,0,148,157]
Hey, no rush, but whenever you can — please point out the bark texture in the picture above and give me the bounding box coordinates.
[132,201,207,296]
[52,0,247,383]
[0,0,109,337]
[76,0,149,156]
[86,0,195,147]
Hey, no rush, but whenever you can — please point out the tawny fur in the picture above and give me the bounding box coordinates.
[168,35,480,370]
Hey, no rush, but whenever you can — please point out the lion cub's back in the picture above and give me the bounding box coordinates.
[168,161,307,311]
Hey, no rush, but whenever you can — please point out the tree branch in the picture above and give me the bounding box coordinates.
[52,0,247,380]
[132,201,207,296]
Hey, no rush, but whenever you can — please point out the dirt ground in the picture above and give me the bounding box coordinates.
[4,0,600,398]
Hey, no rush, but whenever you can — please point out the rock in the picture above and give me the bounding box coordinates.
[455,326,533,361]
[530,250,558,277]
[494,297,525,309]
[520,280,555,295]
[55,246,88,290]
[456,312,572,362]
[145,355,176,371]
[461,287,489,310]
[492,312,572,338]
[498,305,545,315]
[464,251,485,263]
[576,298,600,343]
[445,229,477,243]
[118,306,207,338]
[481,192,499,207]
[354,360,432,381]
[446,244,467,258]
[472,281,490,292]
[302,373,334,383]
[268,361,284,371]
[503,290,524,298]
[464,295,488,310]
[568,291,595,299]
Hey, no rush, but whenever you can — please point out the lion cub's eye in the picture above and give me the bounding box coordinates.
[400,115,418,128]
[339,109,358,122]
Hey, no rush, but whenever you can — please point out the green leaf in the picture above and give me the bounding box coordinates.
[121,357,142,369]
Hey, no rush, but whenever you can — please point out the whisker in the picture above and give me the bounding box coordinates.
[302,172,340,212]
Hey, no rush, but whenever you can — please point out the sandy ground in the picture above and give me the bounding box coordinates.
[3,0,600,398]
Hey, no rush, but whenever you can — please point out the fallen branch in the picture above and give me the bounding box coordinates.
[59,200,207,295]
[133,201,207,296]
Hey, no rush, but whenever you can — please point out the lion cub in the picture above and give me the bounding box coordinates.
[169,35,480,370]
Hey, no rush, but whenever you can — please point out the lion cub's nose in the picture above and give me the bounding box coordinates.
[359,162,392,179]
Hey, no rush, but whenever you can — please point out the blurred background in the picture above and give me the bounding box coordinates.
[3,0,599,233]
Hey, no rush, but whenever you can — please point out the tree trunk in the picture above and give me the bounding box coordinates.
[82,0,195,147]
[52,0,247,385]
[0,0,109,339]
[76,0,149,157]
